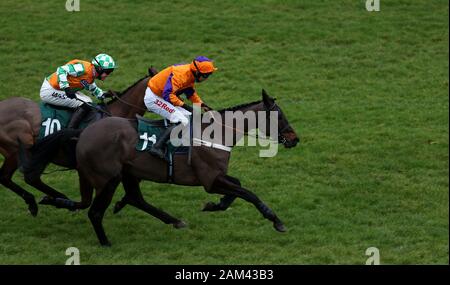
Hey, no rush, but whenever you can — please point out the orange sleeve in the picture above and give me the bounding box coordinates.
[188,91,203,104]
[169,93,185,106]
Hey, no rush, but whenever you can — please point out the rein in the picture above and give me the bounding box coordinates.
[75,97,112,116]
[207,102,282,143]
[110,92,148,112]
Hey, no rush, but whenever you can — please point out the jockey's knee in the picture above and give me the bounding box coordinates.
[180,116,189,127]
[169,116,189,127]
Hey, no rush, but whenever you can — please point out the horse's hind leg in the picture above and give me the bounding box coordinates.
[46,171,94,211]
[88,175,121,246]
[207,175,286,232]
[0,154,38,216]
[114,172,186,229]
[24,171,69,201]
[20,133,71,202]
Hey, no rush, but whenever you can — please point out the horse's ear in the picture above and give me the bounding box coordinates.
[262,89,273,106]
[148,66,158,77]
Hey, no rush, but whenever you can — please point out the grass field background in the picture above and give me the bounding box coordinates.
[0,0,448,264]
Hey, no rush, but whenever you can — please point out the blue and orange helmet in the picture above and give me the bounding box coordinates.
[190,56,218,75]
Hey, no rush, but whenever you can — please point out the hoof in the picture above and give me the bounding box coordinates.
[274,221,287,233]
[28,201,38,217]
[202,201,218,211]
[173,220,187,229]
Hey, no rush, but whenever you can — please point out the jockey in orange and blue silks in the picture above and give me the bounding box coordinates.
[144,56,217,158]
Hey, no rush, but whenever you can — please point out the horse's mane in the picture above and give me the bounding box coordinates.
[217,100,262,113]
[119,75,150,95]
[107,75,150,104]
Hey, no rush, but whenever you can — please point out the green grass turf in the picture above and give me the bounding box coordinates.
[0,0,448,264]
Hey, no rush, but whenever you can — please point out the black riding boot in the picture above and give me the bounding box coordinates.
[149,124,178,159]
[67,104,90,129]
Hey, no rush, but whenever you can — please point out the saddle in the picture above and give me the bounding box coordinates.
[135,114,189,154]
[38,102,106,140]
[135,114,190,181]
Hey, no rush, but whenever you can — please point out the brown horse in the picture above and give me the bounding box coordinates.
[68,89,299,246]
[0,69,156,216]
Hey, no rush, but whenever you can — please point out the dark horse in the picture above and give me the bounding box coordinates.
[0,69,158,216]
[64,89,299,246]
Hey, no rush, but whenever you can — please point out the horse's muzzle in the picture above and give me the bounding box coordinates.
[280,132,299,148]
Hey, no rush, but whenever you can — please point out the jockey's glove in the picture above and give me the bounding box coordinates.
[64,88,77,99]
[181,103,193,113]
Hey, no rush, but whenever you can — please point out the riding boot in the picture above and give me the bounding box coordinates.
[67,104,90,129]
[149,124,178,159]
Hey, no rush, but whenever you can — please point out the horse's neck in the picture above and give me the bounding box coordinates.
[212,102,265,146]
[106,78,148,119]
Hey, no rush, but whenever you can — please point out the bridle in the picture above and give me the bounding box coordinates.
[206,101,291,145]
[265,101,291,144]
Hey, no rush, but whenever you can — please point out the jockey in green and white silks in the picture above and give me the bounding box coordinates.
[40,53,116,128]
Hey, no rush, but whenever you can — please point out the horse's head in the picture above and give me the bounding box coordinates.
[261,89,300,148]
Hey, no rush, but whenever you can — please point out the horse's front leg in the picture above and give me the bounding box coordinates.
[206,174,286,232]
[114,172,186,229]
[88,175,121,246]
[203,194,236,212]
[203,176,238,212]
[41,171,94,211]
[24,171,69,201]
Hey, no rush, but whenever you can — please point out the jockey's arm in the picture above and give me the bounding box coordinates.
[163,73,186,107]
[185,88,203,106]
[83,81,105,100]
[56,62,85,90]
[184,87,212,111]
[168,93,185,106]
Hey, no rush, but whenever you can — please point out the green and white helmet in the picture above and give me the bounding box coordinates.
[92,53,116,71]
